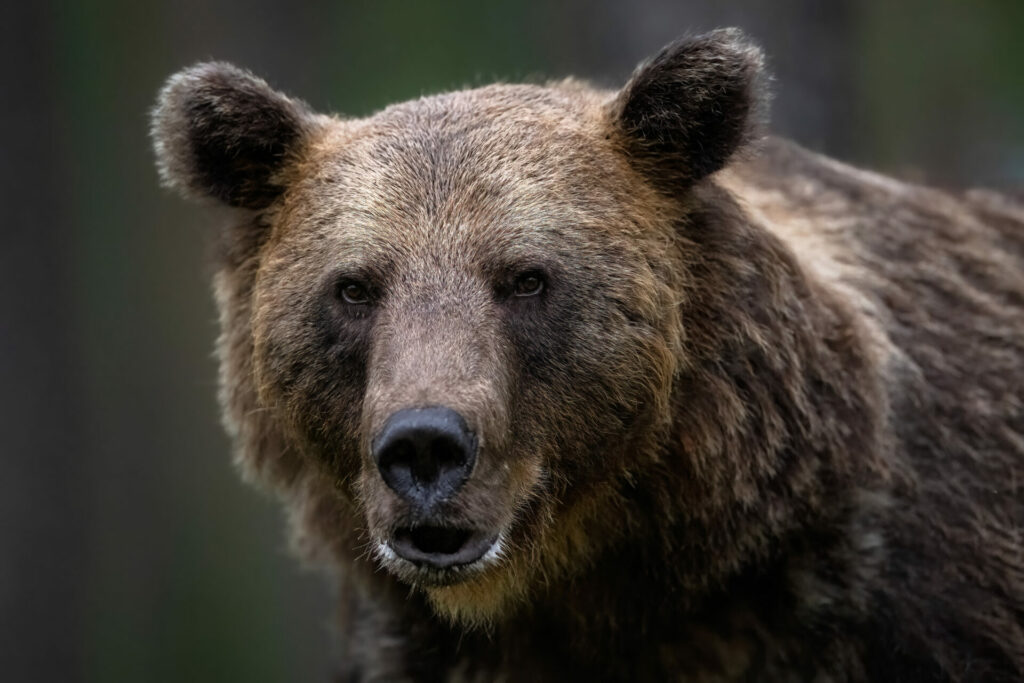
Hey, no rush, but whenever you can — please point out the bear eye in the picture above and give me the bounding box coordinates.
[512,271,545,298]
[337,281,371,305]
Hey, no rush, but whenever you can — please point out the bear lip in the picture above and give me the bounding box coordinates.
[388,525,500,570]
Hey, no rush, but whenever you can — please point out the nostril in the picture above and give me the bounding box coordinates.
[377,439,416,493]
[431,436,465,469]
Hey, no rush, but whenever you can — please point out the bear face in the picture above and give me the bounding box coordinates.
[152,29,774,622]
[250,84,683,592]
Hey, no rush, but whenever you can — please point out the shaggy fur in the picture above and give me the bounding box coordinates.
[151,29,1024,681]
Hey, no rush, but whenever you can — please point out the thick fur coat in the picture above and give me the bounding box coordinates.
[151,29,1024,681]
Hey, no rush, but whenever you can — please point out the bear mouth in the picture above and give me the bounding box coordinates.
[388,525,500,570]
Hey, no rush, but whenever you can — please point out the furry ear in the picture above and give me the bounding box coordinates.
[151,62,318,209]
[611,28,768,189]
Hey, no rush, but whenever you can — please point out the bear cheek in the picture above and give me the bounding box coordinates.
[514,312,661,459]
[250,282,369,478]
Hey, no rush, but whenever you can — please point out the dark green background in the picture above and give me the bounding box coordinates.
[2,1,1021,681]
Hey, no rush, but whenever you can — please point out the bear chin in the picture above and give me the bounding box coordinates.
[421,558,533,628]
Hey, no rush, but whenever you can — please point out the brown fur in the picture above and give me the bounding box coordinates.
[151,29,1024,681]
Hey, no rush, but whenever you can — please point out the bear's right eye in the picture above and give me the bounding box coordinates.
[337,281,371,306]
[513,272,545,298]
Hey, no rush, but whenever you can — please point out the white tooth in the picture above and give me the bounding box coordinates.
[376,540,397,562]
[481,531,505,564]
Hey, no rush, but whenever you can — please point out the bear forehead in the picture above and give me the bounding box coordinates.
[369,82,608,139]
[279,83,645,254]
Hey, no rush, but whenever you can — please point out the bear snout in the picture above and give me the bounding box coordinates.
[372,406,478,515]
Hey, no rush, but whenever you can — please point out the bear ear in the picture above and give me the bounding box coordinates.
[151,62,319,209]
[610,28,768,188]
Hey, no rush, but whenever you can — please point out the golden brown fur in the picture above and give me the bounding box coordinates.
[151,29,1024,681]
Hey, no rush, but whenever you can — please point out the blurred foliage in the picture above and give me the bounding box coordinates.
[859,0,1024,181]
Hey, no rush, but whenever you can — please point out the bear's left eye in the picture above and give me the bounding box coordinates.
[513,271,545,297]
[337,281,371,305]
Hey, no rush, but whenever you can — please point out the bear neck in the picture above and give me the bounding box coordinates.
[655,180,891,587]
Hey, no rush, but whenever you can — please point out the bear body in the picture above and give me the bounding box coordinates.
[152,30,1024,681]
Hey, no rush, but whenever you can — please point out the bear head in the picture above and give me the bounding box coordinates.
[152,29,779,623]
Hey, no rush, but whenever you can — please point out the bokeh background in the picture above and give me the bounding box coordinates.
[3,1,1022,681]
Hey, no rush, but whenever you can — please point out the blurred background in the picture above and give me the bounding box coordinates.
[2,1,1022,681]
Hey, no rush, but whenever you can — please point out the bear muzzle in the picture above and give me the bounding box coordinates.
[372,406,500,571]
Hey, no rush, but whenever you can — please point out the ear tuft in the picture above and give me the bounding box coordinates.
[612,28,769,189]
[151,62,317,209]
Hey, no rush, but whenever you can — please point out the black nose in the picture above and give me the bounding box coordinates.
[372,407,477,511]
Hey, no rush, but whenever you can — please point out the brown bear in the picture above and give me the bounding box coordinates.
[151,28,1024,681]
